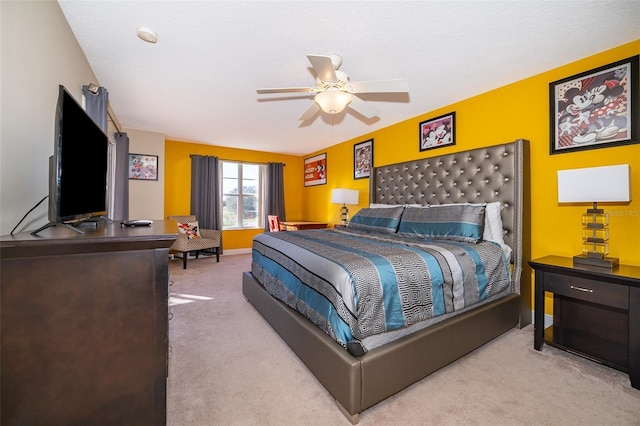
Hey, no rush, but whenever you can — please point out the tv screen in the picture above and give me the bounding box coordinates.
[50,85,108,224]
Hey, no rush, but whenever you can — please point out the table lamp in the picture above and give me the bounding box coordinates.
[331,189,359,225]
[557,164,630,269]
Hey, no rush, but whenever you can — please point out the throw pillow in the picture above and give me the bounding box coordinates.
[398,203,486,243]
[177,221,201,239]
[348,206,405,233]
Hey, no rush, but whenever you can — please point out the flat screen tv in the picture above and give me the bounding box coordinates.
[32,85,109,235]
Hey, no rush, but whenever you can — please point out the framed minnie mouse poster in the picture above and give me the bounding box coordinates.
[549,55,638,154]
[419,112,456,152]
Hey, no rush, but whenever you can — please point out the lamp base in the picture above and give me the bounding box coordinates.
[573,253,619,269]
[340,205,349,226]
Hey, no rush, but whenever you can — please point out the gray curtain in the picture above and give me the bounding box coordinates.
[82,84,131,221]
[82,85,108,131]
[110,132,129,220]
[265,162,286,232]
[191,155,223,252]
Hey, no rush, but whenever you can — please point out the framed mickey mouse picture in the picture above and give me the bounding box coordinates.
[128,153,158,180]
[549,55,638,154]
[419,112,456,152]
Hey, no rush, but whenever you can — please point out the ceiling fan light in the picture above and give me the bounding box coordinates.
[315,90,352,114]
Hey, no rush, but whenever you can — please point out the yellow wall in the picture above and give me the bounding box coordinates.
[164,141,303,249]
[165,40,639,272]
[304,40,640,268]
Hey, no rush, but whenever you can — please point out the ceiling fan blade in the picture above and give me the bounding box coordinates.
[307,55,337,82]
[299,102,320,121]
[348,96,379,119]
[350,79,409,93]
[257,87,313,94]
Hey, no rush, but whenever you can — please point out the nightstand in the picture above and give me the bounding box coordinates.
[529,255,640,389]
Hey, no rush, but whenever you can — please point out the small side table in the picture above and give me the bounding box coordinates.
[529,255,640,389]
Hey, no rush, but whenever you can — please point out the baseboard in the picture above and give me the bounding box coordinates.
[169,248,251,261]
[222,248,252,256]
[530,310,553,328]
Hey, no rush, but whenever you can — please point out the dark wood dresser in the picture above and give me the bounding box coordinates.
[0,221,176,425]
[529,255,640,390]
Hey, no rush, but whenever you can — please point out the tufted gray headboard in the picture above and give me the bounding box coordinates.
[370,139,527,297]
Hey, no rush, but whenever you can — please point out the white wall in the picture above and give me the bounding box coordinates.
[0,1,99,235]
[126,128,165,220]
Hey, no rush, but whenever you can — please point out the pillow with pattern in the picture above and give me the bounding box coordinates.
[177,221,201,239]
[348,206,405,234]
[398,203,486,243]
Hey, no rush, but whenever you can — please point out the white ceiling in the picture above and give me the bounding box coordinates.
[57,1,639,156]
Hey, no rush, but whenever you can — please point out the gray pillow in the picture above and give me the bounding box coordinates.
[348,206,405,234]
[398,204,486,243]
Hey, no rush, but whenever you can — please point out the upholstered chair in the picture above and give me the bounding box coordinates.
[167,215,221,269]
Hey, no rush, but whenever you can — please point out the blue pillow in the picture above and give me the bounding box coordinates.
[348,206,405,234]
[398,204,486,243]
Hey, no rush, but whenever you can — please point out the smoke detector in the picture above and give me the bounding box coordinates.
[137,27,157,43]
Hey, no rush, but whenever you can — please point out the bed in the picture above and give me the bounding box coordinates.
[242,139,530,423]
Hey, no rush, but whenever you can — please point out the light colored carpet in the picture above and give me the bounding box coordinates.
[166,254,640,425]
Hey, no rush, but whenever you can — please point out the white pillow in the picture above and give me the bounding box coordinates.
[483,202,512,261]
[369,203,405,209]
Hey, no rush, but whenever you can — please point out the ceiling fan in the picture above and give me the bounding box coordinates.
[256,54,409,120]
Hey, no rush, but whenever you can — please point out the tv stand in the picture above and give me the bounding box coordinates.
[30,221,85,235]
[1,221,177,424]
[30,217,109,236]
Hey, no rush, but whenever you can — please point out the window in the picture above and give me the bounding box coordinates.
[221,161,266,229]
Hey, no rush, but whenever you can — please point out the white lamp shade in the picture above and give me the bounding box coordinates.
[557,164,630,203]
[315,90,352,114]
[331,188,359,205]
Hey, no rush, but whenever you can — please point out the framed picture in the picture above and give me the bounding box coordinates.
[128,153,158,181]
[419,112,456,151]
[549,55,638,154]
[354,139,373,180]
[304,153,326,187]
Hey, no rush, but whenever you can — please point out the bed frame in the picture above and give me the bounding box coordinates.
[242,139,530,423]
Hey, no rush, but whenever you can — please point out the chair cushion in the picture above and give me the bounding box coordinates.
[177,221,202,239]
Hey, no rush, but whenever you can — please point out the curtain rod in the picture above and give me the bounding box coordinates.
[189,155,285,166]
[108,110,121,134]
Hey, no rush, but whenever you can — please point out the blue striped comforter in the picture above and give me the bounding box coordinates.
[251,228,511,355]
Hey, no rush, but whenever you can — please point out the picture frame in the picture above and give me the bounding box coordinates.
[419,112,456,151]
[354,139,373,180]
[128,153,158,181]
[303,152,327,187]
[549,55,638,154]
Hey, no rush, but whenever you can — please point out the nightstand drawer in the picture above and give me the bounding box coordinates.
[545,272,628,310]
